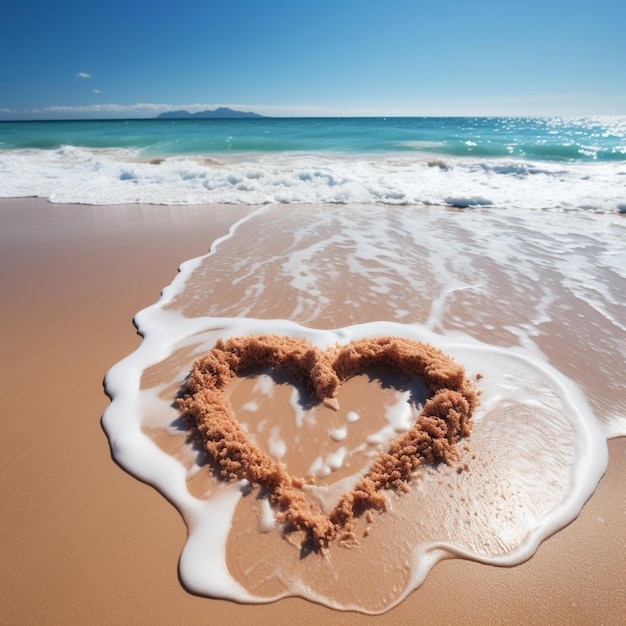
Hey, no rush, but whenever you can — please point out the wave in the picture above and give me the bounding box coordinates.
[1,146,624,212]
[2,117,625,161]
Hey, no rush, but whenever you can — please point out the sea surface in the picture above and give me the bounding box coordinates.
[6,116,624,612]
[1,116,625,210]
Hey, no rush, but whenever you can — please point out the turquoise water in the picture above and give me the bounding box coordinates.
[2,116,625,161]
[1,116,625,209]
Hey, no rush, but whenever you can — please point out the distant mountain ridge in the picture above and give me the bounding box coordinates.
[157,107,265,119]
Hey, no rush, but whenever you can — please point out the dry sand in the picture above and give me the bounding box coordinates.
[1,197,624,624]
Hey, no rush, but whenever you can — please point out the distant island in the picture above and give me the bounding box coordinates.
[157,107,266,119]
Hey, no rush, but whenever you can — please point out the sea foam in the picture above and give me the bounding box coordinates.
[1,146,625,211]
[103,204,623,613]
[103,314,608,613]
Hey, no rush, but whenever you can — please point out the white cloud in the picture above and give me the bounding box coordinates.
[76,72,91,79]
[92,89,101,94]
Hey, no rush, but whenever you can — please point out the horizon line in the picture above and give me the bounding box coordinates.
[2,97,626,121]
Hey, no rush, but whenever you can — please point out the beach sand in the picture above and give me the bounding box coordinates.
[1,198,624,624]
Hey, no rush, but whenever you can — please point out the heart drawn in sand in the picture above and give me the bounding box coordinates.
[177,334,479,547]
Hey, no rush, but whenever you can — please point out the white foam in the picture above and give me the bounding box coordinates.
[384,391,415,432]
[1,146,625,211]
[329,426,348,442]
[267,426,286,461]
[326,447,348,472]
[103,314,608,612]
[101,203,623,613]
[253,374,275,397]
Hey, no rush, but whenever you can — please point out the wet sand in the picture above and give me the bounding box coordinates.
[1,198,624,624]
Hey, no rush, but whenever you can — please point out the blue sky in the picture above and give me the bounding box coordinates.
[2,0,625,119]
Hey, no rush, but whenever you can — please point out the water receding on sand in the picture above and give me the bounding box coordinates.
[103,204,625,613]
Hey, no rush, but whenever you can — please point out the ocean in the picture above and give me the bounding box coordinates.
[1,116,625,210]
[5,116,624,612]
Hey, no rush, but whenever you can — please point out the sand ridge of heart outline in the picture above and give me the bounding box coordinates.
[177,334,480,548]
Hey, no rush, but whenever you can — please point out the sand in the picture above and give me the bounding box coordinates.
[179,335,478,548]
[1,197,624,624]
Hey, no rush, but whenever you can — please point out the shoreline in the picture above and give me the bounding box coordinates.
[1,198,624,623]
